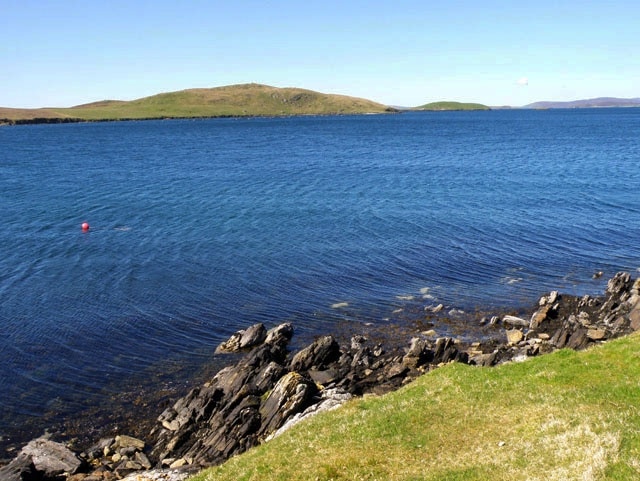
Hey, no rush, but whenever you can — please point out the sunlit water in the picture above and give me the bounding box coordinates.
[1,109,639,446]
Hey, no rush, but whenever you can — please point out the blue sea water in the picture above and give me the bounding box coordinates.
[1,109,639,445]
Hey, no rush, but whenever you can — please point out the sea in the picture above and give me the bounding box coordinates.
[1,109,639,451]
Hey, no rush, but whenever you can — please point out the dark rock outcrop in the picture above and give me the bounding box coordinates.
[147,322,468,469]
[149,323,296,467]
[215,323,268,353]
[471,272,640,366]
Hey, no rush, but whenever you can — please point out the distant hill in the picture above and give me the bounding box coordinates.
[0,84,395,124]
[525,97,640,109]
[413,101,490,111]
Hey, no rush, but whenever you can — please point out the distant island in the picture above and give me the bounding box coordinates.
[524,97,640,109]
[413,101,490,111]
[0,83,396,124]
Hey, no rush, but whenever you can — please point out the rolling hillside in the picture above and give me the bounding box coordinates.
[0,84,394,123]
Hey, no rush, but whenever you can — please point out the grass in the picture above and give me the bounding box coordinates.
[414,101,490,111]
[0,84,392,122]
[191,333,640,480]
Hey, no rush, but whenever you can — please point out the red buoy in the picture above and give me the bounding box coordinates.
[81,222,90,232]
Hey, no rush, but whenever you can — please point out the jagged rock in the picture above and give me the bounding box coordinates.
[433,337,467,364]
[630,308,640,331]
[468,351,498,367]
[151,324,475,468]
[539,291,559,306]
[506,329,524,345]
[169,459,187,469]
[550,324,570,349]
[385,362,409,379]
[289,335,340,371]
[587,328,606,340]
[85,437,114,460]
[503,315,529,328]
[307,368,340,386]
[157,384,224,432]
[264,322,294,344]
[350,335,367,350]
[216,323,267,353]
[20,436,85,478]
[135,452,153,470]
[266,388,353,440]
[566,328,589,350]
[0,452,41,481]
[259,372,317,436]
[350,347,373,368]
[150,322,302,466]
[402,337,433,368]
[114,435,145,452]
[606,272,631,296]
[530,303,553,330]
[253,361,288,392]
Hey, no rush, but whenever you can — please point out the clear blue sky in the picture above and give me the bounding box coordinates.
[1,0,638,108]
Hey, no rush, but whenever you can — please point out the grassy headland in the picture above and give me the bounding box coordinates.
[0,84,393,123]
[192,333,640,480]
[414,101,490,111]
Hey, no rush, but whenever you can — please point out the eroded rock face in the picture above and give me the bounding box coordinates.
[258,372,317,436]
[150,323,299,467]
[147,322,468,469]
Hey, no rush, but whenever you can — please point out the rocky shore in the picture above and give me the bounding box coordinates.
[3,272,640,481]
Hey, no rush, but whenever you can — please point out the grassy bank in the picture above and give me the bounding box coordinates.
[192,333,640,480]
[415,101,490,111]
[0,84,393,122]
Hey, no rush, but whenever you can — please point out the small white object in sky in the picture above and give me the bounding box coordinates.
[517,77,529,86]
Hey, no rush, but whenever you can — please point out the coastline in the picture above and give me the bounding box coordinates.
[0,109,400,126]
[3,271,640,480]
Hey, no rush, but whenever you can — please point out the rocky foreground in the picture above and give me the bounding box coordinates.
[3,272,640,481]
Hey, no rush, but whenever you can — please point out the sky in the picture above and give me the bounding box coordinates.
[1,0,638,108]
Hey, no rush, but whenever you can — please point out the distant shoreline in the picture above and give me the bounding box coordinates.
[0,111,402,126]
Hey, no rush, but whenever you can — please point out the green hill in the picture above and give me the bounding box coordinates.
[0,84,394,123]
[414,101,490,111]
[192,333,640,480]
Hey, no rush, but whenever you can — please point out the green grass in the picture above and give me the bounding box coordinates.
[0,84,392,122]
[414,101,490,111]
[191,333,640,480]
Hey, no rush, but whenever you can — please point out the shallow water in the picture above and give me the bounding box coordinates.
[1,109,639,448]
